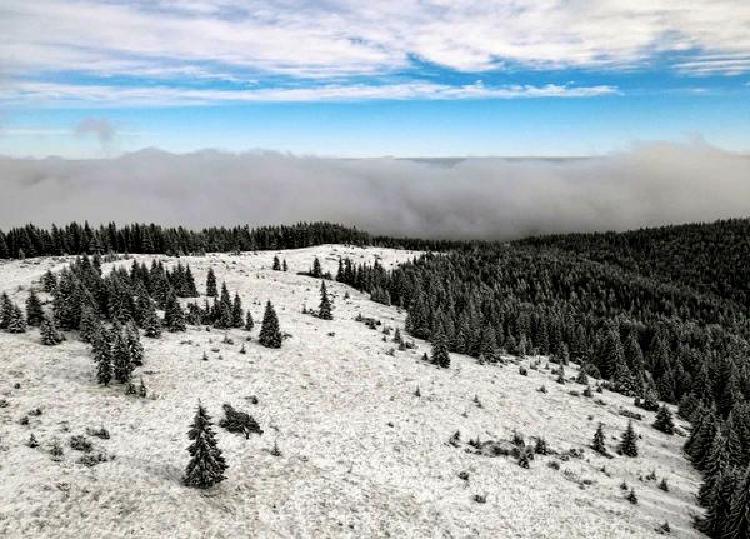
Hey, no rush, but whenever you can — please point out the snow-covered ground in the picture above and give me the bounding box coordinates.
[0,245,702,538]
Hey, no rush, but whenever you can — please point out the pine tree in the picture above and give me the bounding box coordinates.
[430,330,451,369]
[142,301,162,338]
[272,255,281,271]
[700,467,739,539]
[619,420,639,457]
[312,257,322,278]
[576,365,589,385]
[205,268,217,297]
[164,292,186,332]
[40,314,64,345]
[42,270,57,293]
[259,300,282,348]
[0,293,12,329]
[125,323,145,366]
[183,403,228,489]
[244,311,254,331]
[698,431,729,507]
[318,281,332,320]
[726,465,750,539]
[92,325,113,386]
[653,405,675,435]
[593,423,607,454]
[78,305,99,343]
[7,304,27,334]
[112,330,134,384]
[25,289,44,326]
[231,293,243,328]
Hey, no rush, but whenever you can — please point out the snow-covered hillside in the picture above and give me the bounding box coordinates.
[0,245,702,538]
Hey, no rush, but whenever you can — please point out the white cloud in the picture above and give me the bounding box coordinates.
[1,0,749,96]
[0,81,617,106]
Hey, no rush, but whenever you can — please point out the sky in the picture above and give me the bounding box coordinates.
[1,0,750,158]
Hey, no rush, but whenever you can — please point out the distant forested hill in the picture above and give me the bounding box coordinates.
[517,218,750,309]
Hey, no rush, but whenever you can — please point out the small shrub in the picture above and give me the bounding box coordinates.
[538,385,547,394]
[28,433,39,448]
[626,488,638,504]
[458,471,469,481]
[69,435,92,452]
[86,426,110,440]
[534,437,548,455]
[519,366,527,376]
[473,494,486,504]
[219,403,263,438]
[658,478,669,492]
[548,461,560,471]
[270,439,282,456]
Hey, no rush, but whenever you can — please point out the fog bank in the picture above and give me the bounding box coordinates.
[1,142,748,239]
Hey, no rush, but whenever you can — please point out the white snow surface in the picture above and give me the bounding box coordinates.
[0,245,703,538]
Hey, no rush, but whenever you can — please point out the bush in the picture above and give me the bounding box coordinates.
[69,435,92,452]
[219,404,263,438]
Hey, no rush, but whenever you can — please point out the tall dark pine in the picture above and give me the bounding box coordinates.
[653,405,675,435]
[726,465,750,539]
[113,330,134,383]
[40,314,64,345]
[231,293,243,328]
[593,423,607,454]
[184,403,228,489]
[164,292,186,332]
[430,331,451,369]
[259,300,281,348]
[7,305,26,334]
[25,289,44,326]
[244,311,254,331]
[312,257,322,278]
[92,325,113,386]
[619,421,639,457]
[318,281,332,320]
[272,255,281,271]
[205,268,217,297]
[79,305,99,343]
[0,293,12,329]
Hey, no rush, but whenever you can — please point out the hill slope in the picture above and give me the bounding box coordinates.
[0,246,701,538]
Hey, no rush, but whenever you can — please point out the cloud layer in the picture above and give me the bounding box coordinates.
[1,142,748,239]
[1,1,749,105]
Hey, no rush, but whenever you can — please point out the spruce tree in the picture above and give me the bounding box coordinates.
[312,257,322,278]
[231,293,243,328]
[726,465,750,539]
[593,423,607,454]
[142,301,162,338]
[698,431,729,507]
[0,293,12,329]
[92,325,113,386]
[430,331,451,369]
[272,255,281,271]
[244,311,254,331]
[7,304,27,334]
[259,300,281,348]
[184,403,228,489]
[205,268,217,297]
[164,292,186,332]
[113,330,134,384]
[619,420,639,457]
[40,314,64,345]
[42,270,57,293]
[700,467,738,538]
[318,281,332,320]
[125,323,145,366]
[25,289,44,326]
[78,305,99,343]
[653,405,675,435]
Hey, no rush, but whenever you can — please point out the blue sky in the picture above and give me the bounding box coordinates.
[1,1,749,157]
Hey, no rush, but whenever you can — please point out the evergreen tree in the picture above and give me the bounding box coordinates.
[183,403,228,489]
[231,293,243,328]
[244,311,254,331]
[726,465,750,539]
[113,329,134,383]
[78,305,99,343]
[25,289,44,326]
[142,300,162,338]
[653,405,676,435]
[312,257,322,278]
[318,281,332,320]
[125,323,145,366]
[205,268,217,297]
[700,467,739,539]
[272,255,281,270]
[698,431,729,506]
[92,325,113,386]
[0,293,12,329]
[259,300,282,348]
[40,314,64,345]
[619,421,639,457]
[430,330,451,369]
[7,304,26,334]
[42,270,57,293]
[164,292,186,332]
[576,365,589,385]
[593,423,607,454]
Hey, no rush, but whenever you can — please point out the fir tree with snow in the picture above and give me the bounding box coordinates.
[205,268,217,297]
[653,405,675,435]
[40,314,64,345]
[25,289,44,326]
[231,293,243,328]
[430,330,451,369]
[184,403,228,489]
[318,280,332,320]
[244,311,254,331]
[618,421,639,457]
[259,300,281,348]
[593,423,607,455]
[7,305,27,334]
